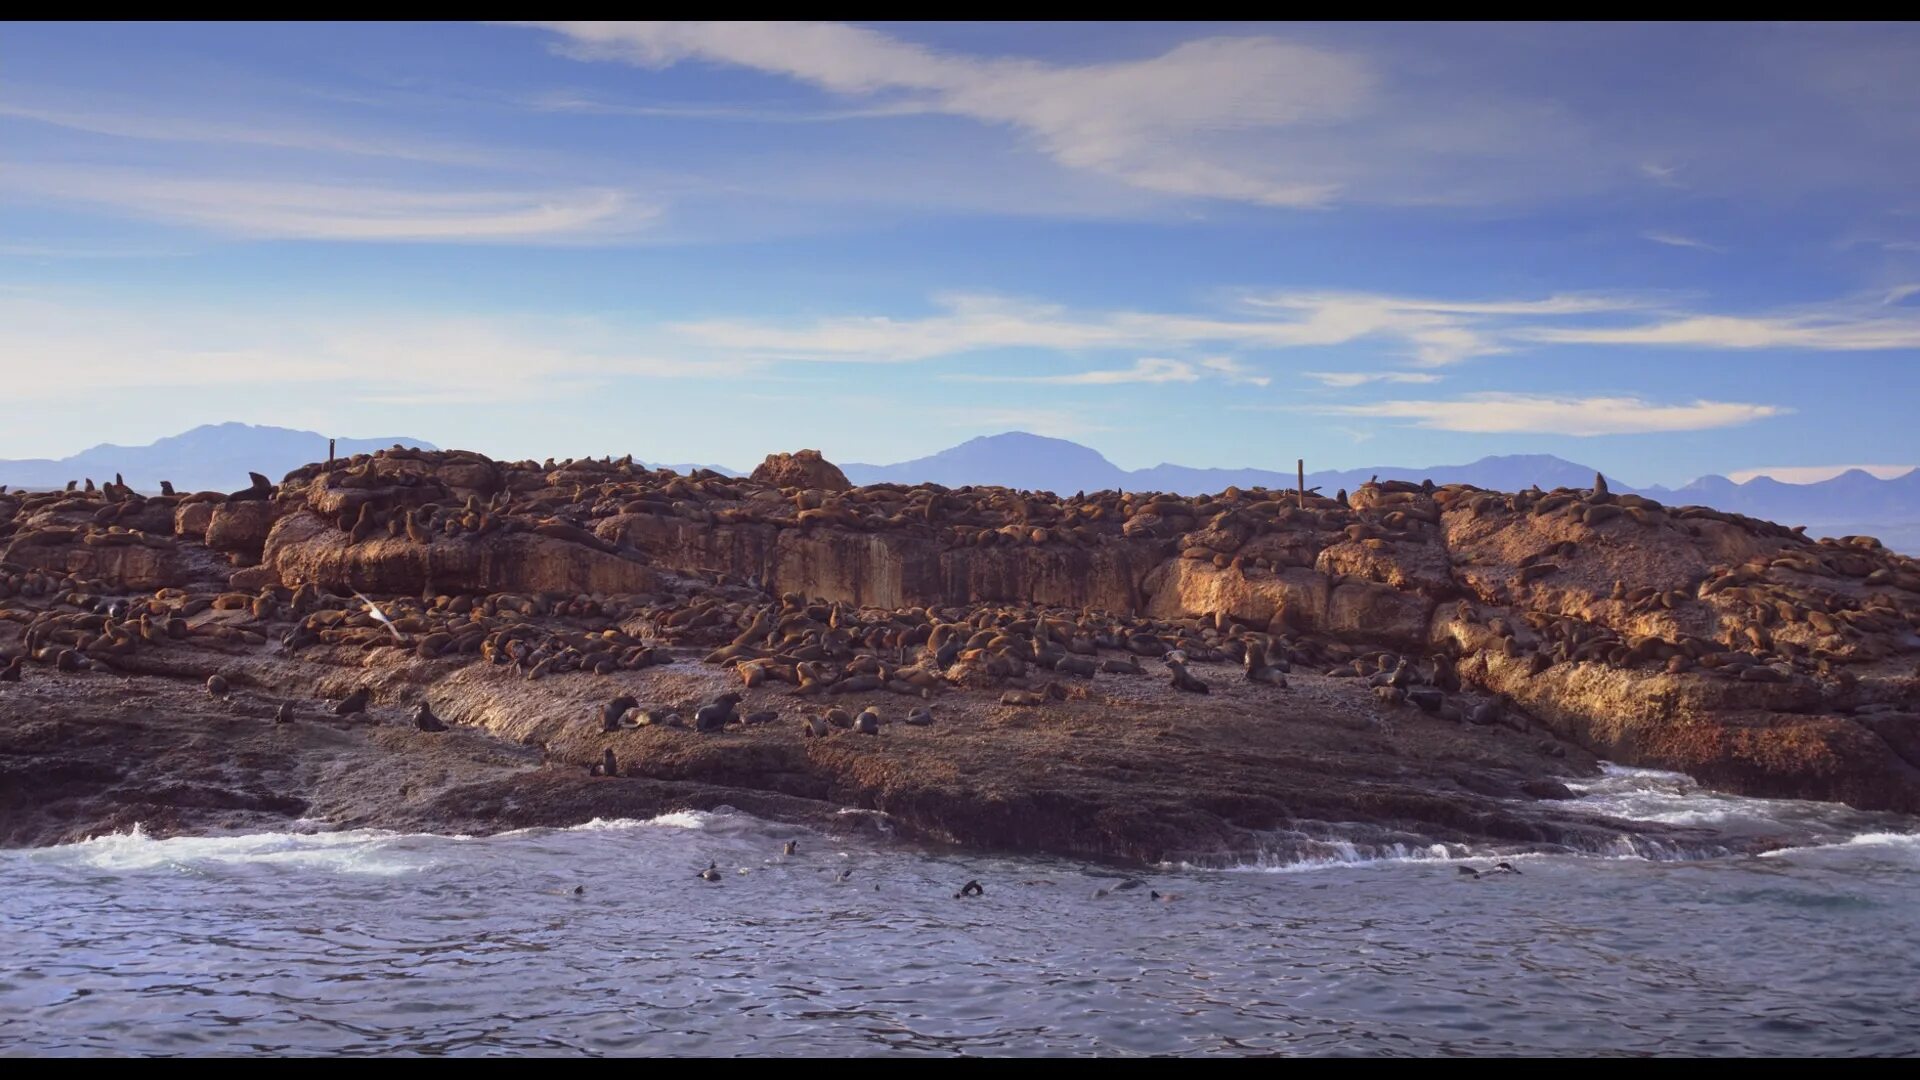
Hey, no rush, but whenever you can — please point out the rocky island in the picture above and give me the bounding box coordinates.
[3,446,1917,864]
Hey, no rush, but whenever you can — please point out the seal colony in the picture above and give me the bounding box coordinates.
[2,446,1918,858]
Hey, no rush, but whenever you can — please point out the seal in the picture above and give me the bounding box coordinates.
[854,707,881,735]
[904,706,934,726]
[954,879,984,898]
[413,702,448,732]
[206,674,230,698]
[274,700,294,724]
[600,695,638,733]
[331,687,371,716]
[1166,659,1210,694]
[600,748,619,777]
[695,692,743,732]
[226,471,273,503]
[783,840,799,856]
[0,656,22,682]
[699,862,722,883]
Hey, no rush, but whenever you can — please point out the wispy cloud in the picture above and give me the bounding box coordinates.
[1303,371,1444,388]
[0,100,495,167]
[1639,161,1685,188]
[1642,230,1725,252]
[523,21,1374,207]
[1523,308,1920,351]
[947,355,1268,387]
[0,293,750,403]
[1726,463,1917,484]
[1313,393,1786,435]
[519,88,927,124]
[3,167,648,243]
[669,289,1645,369]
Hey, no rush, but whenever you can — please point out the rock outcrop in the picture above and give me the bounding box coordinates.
[3,446,1918,852]
[751,449,850,492]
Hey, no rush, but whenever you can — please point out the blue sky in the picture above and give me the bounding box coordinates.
[2,21,1918,486]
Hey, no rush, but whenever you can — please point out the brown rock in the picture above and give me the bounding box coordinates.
[750,449,850,492]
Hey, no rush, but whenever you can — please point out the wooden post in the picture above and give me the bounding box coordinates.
[328,438,335,465]
[1297,459,1305,509]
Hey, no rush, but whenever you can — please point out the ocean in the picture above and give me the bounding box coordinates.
[3,766,1917,1056]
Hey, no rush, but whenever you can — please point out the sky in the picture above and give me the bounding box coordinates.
[2,20,1918,487]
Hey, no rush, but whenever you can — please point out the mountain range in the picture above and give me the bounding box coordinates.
[0,423,436,494]
[839,433,1920,552]
[2,426,1913,552]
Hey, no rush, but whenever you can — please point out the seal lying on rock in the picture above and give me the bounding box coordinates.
[331,688,371,716]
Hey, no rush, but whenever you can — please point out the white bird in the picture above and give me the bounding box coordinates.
[353,591,404,642]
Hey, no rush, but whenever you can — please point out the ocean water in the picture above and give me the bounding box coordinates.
[3,767,1918,1057]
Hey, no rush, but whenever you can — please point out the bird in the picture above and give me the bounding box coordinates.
[352,591,404,643]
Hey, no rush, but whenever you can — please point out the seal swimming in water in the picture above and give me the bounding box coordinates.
[954,879,984,898]
[783,840,798,856]
[699,862,722,883]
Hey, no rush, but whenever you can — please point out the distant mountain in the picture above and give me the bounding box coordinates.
[6,425,1912,553]
[844,433,1130,493]
[0,423,435,493]
[843,433,1627,501]
[841,432,1920,552]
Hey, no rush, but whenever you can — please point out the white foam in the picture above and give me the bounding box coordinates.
[1171,841,1483,874]
[561,811,717,832]
[30,824,431,876]
[1759,831,1920,859]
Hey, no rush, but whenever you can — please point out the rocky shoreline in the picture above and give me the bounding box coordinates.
[2,447,1917,862]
